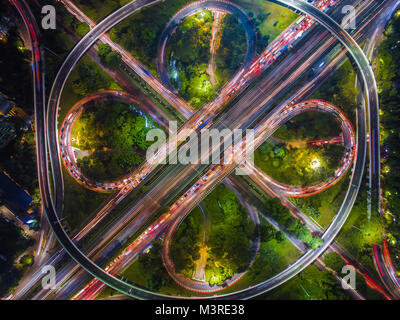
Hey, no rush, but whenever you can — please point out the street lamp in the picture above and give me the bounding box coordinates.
[299,284,311,298]
[351,225,370,236]
[311,158,320,169]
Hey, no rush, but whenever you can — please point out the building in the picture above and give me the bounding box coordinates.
[0,172,35,226]
[0,93,14,116]
[0,115,16,149]
[0,92,29,123]
[0,13,11,42]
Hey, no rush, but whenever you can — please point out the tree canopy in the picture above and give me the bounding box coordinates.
[75,101,161,181]
[264,198,322,249]
[0,218,34,297]
[203,184,255,284]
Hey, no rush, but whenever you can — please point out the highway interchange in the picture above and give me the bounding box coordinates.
[8,0,400,300]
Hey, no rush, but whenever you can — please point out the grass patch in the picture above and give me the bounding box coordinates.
[289,172,350,229]
[234,0,298,40]
[62,166,112,231]
[59,55,122,123]
[73,0,132,23]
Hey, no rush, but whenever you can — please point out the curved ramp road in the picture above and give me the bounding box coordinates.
[60,90,164,193]
[161,98,355,293]
[156,0,256,92]
[161,186,261,293]
[8,0,59,293]
[215,0,374,299]
[60,0,196,118]
[253,99,356,198]
[273,0,381,214]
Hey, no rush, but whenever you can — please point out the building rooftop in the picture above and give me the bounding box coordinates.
[0,93,13,115]
[0,171,32,215]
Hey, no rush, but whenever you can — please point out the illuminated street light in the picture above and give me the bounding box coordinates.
[311,158,320,169]
[383,165,390,174]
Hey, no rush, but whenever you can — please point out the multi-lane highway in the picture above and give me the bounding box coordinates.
[374,240,400,298]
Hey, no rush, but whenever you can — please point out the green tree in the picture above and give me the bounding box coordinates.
[75,22,90,36]
[324,252,345,273]
[298,265,348,300]
[105,51,122,69]
[98,43,111,62]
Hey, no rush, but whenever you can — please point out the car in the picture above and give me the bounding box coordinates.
[312,231,322,238]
